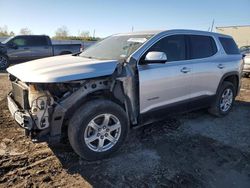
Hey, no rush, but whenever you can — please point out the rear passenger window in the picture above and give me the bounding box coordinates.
[188,35,217,59]
[148,35,186,62]
[27,36,48,46]
[219,37,240,54]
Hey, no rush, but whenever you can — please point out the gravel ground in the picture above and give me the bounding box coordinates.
[0,74,250,188]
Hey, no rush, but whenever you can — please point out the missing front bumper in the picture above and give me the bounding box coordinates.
[7,93,33,130]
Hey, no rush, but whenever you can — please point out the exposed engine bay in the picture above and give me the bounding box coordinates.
[7,61,138,142]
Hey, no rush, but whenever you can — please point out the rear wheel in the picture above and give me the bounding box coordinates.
[68,99,129,160]
[0,55,9,69]
[208,81,235,117]
[60,51,72,55]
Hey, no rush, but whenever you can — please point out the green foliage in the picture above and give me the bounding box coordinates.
[52,35,100,41]
[54,26,99,41]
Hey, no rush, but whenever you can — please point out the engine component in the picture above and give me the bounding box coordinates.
[29,84,54,130]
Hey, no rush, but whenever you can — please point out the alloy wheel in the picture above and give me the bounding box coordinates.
[84,113,121,152]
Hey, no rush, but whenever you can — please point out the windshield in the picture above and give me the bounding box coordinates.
[1,36,14,44]
[80,34,153,60]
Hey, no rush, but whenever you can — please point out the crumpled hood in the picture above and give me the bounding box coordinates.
[7,55,118,83]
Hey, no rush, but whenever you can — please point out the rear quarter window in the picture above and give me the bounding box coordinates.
[219,37,240,54]
[27,36,48,46]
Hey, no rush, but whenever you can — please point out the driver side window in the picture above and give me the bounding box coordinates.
[145,35,186,62]
[10,37,28,47]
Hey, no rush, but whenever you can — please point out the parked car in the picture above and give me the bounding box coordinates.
[0,35,82,69]
[7,30,243,160]
[240,46,250,77]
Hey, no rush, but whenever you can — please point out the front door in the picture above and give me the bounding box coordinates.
[138,35,193,117]
[7,36,34,63]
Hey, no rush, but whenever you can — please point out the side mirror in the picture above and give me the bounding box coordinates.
[8,43,18,49]
[145,51,167,63]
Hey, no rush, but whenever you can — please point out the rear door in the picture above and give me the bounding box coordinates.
[185,34,222,109]
[138,35,193,115]
[26,36,53,60]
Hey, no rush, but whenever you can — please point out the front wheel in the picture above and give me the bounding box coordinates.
[0,55,9,70]
[208,81,235,117]
[68,99,129,160]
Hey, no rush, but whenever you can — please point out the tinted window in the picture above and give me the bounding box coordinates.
[148,35,186,62]
[219,37,240,54]
[188,35,217,59]
[27,36,48,46]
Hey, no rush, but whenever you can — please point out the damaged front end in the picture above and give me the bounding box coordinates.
[7,58,139,143]
[7,80,55,139]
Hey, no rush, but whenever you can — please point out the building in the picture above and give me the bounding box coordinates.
[216,25,250,48]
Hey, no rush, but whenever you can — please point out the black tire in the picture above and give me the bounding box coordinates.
[60,51,72,55]
[208,81,236,117]
[68,99,129,160]
[0,55,9,70]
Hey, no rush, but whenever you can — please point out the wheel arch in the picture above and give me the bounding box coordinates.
[60,87,130,139]
[217,71,240,96]
[59,51,72,55]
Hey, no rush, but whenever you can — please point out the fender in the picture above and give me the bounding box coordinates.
[0,48,7,56]
[49,79,111,139]
[216,71,240,95]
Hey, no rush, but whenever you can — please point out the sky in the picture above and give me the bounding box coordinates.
[0,0,250,38]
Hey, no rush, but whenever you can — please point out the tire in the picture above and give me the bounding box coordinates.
[208,81,236,117]
[68,99,129,160]
[60,51,72,55]
[0,55,9,70]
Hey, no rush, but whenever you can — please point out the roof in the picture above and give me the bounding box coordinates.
[115,29,230,38]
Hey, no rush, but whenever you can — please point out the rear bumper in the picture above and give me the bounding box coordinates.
[7,93,33,130]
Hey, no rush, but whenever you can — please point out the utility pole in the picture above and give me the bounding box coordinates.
[210,19,215,32]
[131,26,134,32]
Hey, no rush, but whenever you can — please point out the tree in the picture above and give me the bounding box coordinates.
[54,26,69,39]
[9,31,15,36]
[0,25,9,36]
[78,30,90,38]
[20,27,32,35]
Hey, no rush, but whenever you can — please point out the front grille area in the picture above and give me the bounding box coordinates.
[11,82,29,110]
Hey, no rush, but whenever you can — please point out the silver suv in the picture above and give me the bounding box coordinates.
[7,30,243,160]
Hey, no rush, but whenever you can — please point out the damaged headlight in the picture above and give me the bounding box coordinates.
[28,84,54,129]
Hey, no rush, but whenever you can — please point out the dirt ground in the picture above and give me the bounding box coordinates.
[0,74,250,188]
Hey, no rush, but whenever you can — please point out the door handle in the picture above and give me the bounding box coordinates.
[24,47,29,50]
[217,64,225,69]
[181,67,191,73]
